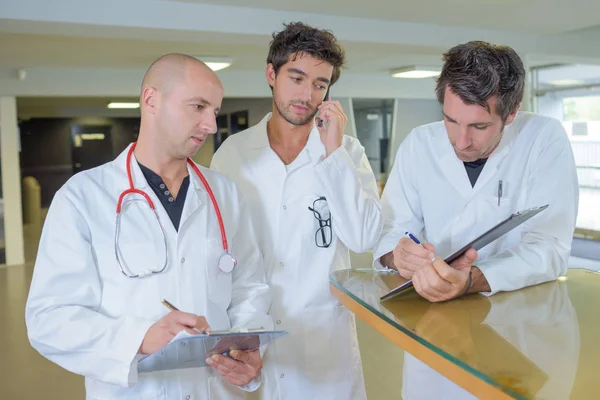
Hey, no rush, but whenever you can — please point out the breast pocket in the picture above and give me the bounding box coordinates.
[93,241,164,315]
[305,194,335,250]
[206,238,233,307]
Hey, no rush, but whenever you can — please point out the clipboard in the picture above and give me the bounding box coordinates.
[380,205,549,301]
[138,329,287,373]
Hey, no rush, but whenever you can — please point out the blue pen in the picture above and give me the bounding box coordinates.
[405,232,421,245]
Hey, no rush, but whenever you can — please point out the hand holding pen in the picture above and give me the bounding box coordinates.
[390,232,437,280]
[137,299,212,355]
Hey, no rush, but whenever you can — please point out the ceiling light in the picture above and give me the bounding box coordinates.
[107,102,140,109]
[391,65,441,79]
[549,79,585,86]
[195,56,233,72]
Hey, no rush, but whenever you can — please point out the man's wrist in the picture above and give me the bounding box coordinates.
[468,266,491,294]
[380,252,396,270]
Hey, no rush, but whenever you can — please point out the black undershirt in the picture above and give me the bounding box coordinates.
[138,162,190,231]
[464,158,488,187]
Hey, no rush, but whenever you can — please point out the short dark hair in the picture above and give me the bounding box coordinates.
[435,41,525,122]
[267,22,346,86]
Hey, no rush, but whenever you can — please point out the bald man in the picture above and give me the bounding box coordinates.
[25,53,272,400]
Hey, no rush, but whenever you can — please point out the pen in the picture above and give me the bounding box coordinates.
[498,180,503,206]
[405,232,421,245]
[161,298,180,312]
[161,299,206,334]
[406,232,435,262]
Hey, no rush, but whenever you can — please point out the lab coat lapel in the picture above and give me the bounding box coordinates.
[245,113,287,182]
[114,143,178,238]
[305,125,327,166]
[179,163,206,232]
[437,145,473,199]
[466,121,517,200]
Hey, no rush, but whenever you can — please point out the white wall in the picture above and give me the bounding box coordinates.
[0,68,438,100]
[388,98,442,173]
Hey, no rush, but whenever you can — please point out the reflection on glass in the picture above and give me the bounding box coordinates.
[332,269,582,399]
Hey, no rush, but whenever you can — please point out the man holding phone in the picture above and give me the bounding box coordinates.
[374,41,578,303]
[211,22,382,400]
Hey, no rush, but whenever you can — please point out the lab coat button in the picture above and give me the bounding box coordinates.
[181,258,185,263]
[280,374,285,379]
[283,205,287,210]
[280,262,284,267]
[186,396,191,400]
[277,320,281,324]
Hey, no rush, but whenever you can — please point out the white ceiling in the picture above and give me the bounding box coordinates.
[0,32,446,74]
[2,0,600,99]
[177,0,600,34]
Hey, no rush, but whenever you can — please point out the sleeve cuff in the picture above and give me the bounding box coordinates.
[239,370,262,392]
[122,318,156,387]
[473,260,504,297]
[373,235,402,271]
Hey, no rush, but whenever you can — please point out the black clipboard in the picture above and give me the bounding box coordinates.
[380,204,549,301]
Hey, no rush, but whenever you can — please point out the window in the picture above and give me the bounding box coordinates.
[533,64,600,238]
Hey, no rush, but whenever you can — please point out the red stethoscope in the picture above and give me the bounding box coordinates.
[114,142,236,278]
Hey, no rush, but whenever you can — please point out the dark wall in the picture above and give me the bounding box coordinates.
[19,117,140,207]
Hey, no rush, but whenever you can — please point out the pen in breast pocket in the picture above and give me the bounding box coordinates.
[498,180,503,206]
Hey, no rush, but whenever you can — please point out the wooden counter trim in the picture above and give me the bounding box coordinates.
[330,283,516,400]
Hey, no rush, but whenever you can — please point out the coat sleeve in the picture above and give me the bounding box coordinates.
[476,119,579,295]
[372,132,424,269]
[25,187,155,387]
[313,138,383,253]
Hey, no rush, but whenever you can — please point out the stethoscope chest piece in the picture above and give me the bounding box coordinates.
[218,252,237,273]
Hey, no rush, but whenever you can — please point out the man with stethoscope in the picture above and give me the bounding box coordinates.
[25,53,272,400]
[374,41,579,303]
[211,23,382,400]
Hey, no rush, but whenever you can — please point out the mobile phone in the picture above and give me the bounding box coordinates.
[318,87,330,127]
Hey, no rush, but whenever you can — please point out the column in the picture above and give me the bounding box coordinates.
[0,96,25,265]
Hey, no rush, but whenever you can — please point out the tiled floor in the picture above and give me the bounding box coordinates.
[0,224,598,400]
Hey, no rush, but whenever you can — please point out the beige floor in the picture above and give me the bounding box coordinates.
[3,221,598,399]
[0,223,405,400]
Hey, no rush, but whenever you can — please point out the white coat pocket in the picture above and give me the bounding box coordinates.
[93,242,162,317]
[206,239,233,307]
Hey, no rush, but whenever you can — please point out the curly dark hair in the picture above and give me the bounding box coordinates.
[435,41,525,122]
[267,22,346,86]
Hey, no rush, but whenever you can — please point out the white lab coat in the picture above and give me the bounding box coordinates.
[210,113,383,400]
[25,144,272,400]
[374,112,579,294]
[402,279,580,400]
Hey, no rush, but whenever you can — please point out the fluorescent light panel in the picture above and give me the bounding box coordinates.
[391,65,441,79]
[196,56,233,72]
[107,102,140,109]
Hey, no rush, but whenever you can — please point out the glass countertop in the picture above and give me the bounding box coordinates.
[330,268,599,399]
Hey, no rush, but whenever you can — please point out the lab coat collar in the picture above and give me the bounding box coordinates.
[179,160,207,232]
[114,143,206,233]
[114,143,150,190]
[435,116,519,199]
[249,112,326,166]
